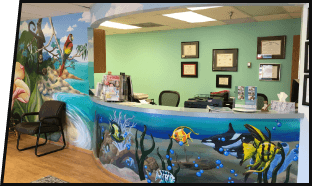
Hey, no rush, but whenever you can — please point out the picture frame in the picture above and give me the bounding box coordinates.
[181,41,199,58]
[216,75,232,88]
[212,48,238,72]
[304,41,309,73]
[259,63,281,81]
[181,62,198,78]
[302,75,309,106]
[257,35,286,59]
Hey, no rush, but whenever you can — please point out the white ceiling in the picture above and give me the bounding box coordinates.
[100,5,303,35]
[20,3,303,35]
[20,3,94,21]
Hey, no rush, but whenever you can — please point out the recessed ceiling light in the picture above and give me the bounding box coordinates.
[163,11,216,23]
[187,6,223,11]
[100,21,141,29]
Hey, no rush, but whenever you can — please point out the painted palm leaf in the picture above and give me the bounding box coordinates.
[27,82,43,122]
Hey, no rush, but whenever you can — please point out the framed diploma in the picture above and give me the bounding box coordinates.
[181,41,199,58]
[181,62,198,78]
[257,35,286,59]
[212,48,238,71]
[259,63,281,81]
[302,75,309,106]
[304,41,309,73]
[216,75,232,88]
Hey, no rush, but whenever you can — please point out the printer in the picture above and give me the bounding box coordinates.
[210,90,234,108]
[184,91,234,109]
[184,94,223,109]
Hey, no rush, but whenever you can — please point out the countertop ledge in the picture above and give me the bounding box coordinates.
[91,97,304,119]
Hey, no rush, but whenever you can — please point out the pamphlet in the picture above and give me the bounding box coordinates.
[235,86,257,110]
[102,75,120,101]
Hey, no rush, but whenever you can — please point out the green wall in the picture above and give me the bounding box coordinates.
[94,18,301,106]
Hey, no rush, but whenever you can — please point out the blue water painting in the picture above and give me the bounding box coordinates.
[94,101,300,142]
[54,61,89,94]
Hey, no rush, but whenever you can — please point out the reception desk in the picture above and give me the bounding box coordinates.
[90,96,303,183]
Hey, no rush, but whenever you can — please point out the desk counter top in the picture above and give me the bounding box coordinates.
[91,96,304,119]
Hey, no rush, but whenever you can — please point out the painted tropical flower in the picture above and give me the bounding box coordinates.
[11,62,30,110]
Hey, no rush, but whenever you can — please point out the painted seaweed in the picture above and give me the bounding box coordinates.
[135,125,155,181]
[156,135,181,183]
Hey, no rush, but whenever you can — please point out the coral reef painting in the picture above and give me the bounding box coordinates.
[94,105,301,183]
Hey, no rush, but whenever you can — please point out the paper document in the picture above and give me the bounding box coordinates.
[139,100,149,104]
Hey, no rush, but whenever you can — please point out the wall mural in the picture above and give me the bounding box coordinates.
[94,104,300,183]
[11,13,92,149]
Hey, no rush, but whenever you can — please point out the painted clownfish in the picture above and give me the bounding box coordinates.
[109,121,125,143]
[170,126,199,146]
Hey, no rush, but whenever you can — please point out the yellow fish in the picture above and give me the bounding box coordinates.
[109,122,125,143]
[170,126,199,146]
[240,124,281,182]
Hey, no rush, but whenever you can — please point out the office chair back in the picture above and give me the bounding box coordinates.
[39,100,66,126]
[159,90,180,107]
[257,93,268,110]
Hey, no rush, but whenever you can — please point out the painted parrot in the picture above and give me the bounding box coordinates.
[59,34,74,77]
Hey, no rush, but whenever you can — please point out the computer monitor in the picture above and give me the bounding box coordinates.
[291,79,299,103]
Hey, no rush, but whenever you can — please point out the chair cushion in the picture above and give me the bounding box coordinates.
[15,122,60,135]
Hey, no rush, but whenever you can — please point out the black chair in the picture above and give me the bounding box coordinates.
[257,93,268,110]
[15,100,66,157]
[159,90,180,107]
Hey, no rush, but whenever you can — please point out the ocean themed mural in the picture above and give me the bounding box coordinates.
[93,101,301,183]
[11,12,91,148]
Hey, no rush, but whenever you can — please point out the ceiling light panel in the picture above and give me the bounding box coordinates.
[163,11,216,23]
[187,6,223,11]
[100,21,141,29]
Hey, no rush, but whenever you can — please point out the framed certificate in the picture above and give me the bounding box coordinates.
[304,41,309,73]
[302,75,309,106]
[257,35,286,59]
[212,48,238,71]
[181,41,199,58]
[181,62,198,78]
[216,75,232,88]
[259,63,281,81]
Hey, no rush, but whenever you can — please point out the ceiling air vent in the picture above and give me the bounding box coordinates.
[131,22,164,28]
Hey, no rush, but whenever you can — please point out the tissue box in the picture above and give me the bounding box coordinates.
[270,101,296,113]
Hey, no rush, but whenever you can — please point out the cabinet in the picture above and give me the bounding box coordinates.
[94,29,106,73]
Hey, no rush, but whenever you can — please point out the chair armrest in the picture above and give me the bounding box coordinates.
[39,116,61,123]
[21,112,39,122]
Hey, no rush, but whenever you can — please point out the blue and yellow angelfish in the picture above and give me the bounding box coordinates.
[109,121,125,143]
[240,124,281,182]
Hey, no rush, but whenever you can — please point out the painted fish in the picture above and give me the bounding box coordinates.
[240,124,281,182]
[155,170,175,183]
[109,121,125,143]
[201,123,253,159]
[170,126,199,146]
